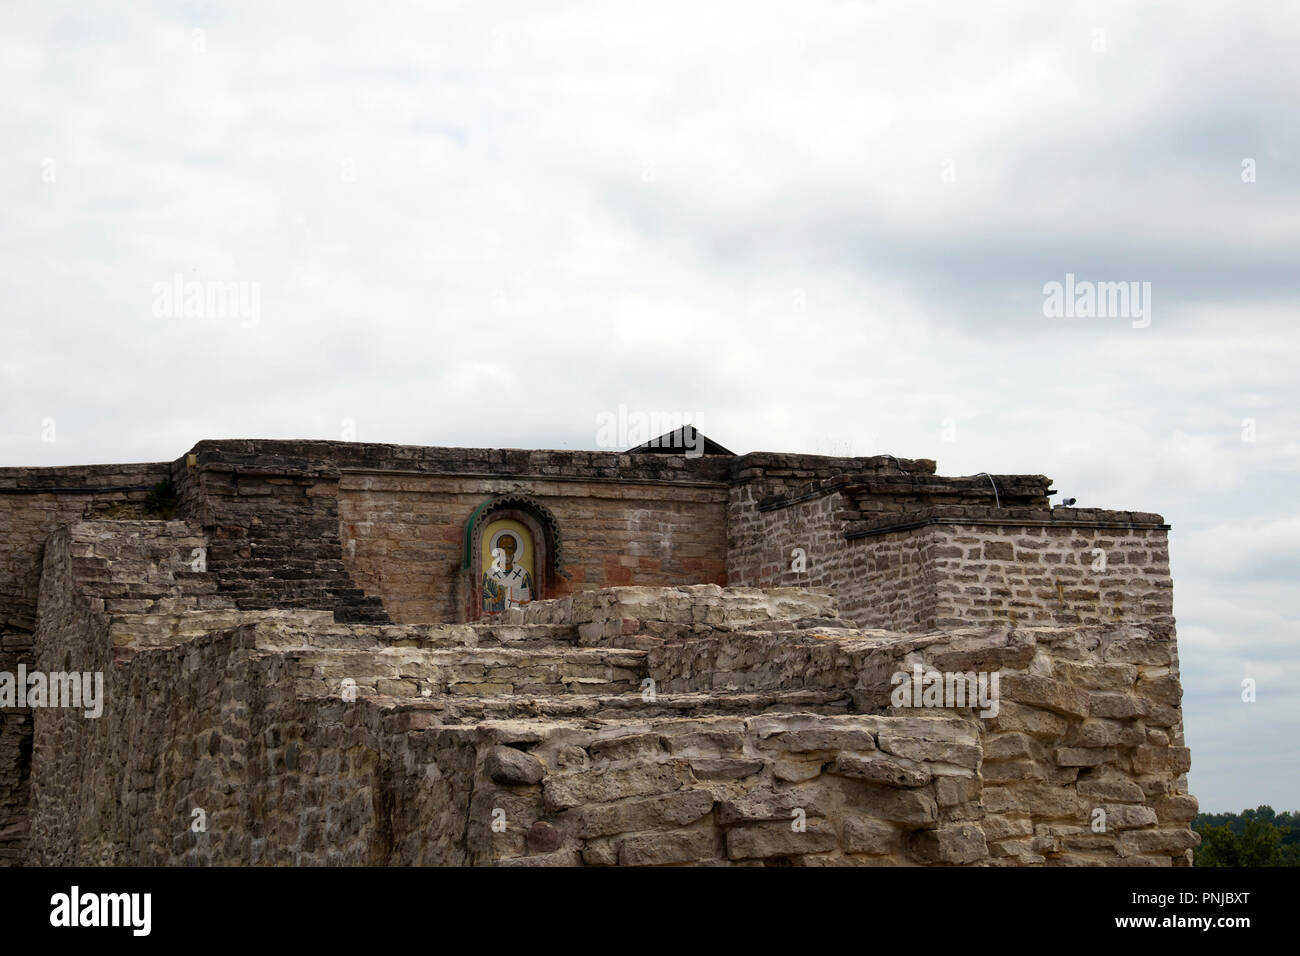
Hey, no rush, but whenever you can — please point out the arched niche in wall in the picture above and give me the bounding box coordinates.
[460,494,562,620]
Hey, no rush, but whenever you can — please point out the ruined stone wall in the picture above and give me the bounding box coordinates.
[338,472,728,624]
[31,621,390,866]
[590,612,1195,865]
[25,529,1198,866]
[468,712,983,866]
[0,463,170,632]
[27,524,117,864]
[491,587,1196,866]
[0,463,170,864]
[23,520,243,862]
[8,440,1193,868]
[24,523,381,865]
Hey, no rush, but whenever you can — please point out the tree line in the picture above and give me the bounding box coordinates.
[1193,805,1300,866]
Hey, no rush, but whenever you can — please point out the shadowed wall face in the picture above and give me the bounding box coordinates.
[0,462,170,865]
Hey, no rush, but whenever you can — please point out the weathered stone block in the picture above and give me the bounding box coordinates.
[543,763,688,810]
[1153,793,1198,824]
[983,732,1036,760]
[852,787,939,826]
[716,790,826,826]
[1077,776,1146,803]
[1087,692,1147,720]
[619,829,717,866]
[1119,828,1201,854]
[1130,746,1192,775]
[1000,674,1089,718]
[983,784,1080,818]
[1098,804,1159,830]
[983,815,1033,842]
[841,815,901,855]
[484,746,545,786]
[772,758,823,783]
[1055,747,1118,767]
[934,775,980,808]
[909,824,989,864]
[830,753,931,787]
[987,701,1069,738]
[689,757,765,780]
[726,820,837,860]
[983,760,1045,783]
[758,727,877,754]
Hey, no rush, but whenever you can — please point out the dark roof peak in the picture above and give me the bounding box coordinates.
[627,426,735,456]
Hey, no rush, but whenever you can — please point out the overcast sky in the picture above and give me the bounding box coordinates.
[2,1,1296,812]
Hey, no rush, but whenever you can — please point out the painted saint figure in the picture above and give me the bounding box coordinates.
[482,533,533,612]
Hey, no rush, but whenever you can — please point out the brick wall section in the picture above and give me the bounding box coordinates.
[841,509,1173,629]
[729,454,939,501]
[726,464,1045,605]
[175,439,748,624]
[338,473,728,624]
[922,520,1174,629]
[732,467,1173,632]
[725,458,937,590]
[842,527,941,629]
[727,486,848,599]
[724,488,942,631]
[176,454,388,623]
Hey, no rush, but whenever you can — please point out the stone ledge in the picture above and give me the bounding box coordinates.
[845,508,1170,539]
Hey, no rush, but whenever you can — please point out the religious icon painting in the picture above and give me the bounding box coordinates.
[480,518,535,613]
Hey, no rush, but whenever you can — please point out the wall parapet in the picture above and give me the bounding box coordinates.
[759,473,1052,514]
[845,507,1170,539]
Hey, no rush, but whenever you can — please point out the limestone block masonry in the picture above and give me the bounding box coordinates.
[0,438,1196,865]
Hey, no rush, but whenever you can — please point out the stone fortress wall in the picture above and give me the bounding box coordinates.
[0,461,170,864]
[0,438,1195,866]
[727,470,1173,632]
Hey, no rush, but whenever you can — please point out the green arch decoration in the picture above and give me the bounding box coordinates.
[461,494,562,572]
